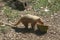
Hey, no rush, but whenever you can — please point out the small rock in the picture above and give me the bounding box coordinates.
[54,13,57,16]
[51,15,54,17]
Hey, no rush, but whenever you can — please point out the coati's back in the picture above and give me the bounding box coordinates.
[14,14,44,26]
[24,14,40,20]
[25,14,44,25]
[14,14,37,25]
[20,14,41,23]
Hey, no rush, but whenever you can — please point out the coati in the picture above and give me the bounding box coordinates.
[14,14,44,30]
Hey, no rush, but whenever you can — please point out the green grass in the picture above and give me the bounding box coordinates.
[2,6,20,21]
[1,0,60,20]
[32,0,60,13]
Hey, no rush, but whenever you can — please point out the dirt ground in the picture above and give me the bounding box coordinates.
[0,1,60,40]
[0,11,60,40]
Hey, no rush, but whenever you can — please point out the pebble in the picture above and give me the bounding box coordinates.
[55,16,58,18]
[51,15,54,17]
[54,13,57,16]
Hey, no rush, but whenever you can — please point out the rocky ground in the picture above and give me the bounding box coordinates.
[0,11,60,40]
[0,1,60,40]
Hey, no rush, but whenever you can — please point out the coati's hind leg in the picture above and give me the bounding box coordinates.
[23,23,28,29]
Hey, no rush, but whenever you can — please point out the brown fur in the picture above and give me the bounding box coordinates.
[14,14,44,30]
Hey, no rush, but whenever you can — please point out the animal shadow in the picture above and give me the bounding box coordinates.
[12,27,34,33]
[34,29,47,36]
[11,26,48,36]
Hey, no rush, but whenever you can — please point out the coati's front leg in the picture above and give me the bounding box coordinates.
[31,22,36,30]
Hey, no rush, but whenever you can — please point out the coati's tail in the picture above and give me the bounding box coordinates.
[14,19,21,26]
[13,15,24,26]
